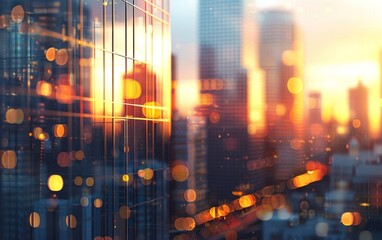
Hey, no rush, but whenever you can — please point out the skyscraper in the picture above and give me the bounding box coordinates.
[0,0,171,239]
[349,80,370,147]
[198,0,265,202]
[258,10,305,180]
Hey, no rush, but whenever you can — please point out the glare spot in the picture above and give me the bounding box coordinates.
[54,124,67,138]
[184,189,197,203]
[1,150,17,169]
[122,174,129,182]
[282,50,296,66]
[171,164,189,182]
[239,195,256,208]
[5,108,23,124]
[174,217,196,231]
[55,49,69,65]
[209,111,220,124]
[256,205,273,221]
[352,119,361,129]
[45,47,57,62]
[86,177,94,187]
[57,152,71,167]
[94,198,103,208]
[276,104,286,116]
[33,127,43,139]
[341,212,354,226]
[11,5,24,23]
[142,102,161,119]
[138,168,154,180]
[74,176,83,186]
[124,79,142,99]
[287,77,303,94]
[119,206,131,219]
[75,150,85,160]
[29,212,40,228]
[36,81,53,97]
[48,174,64,191]
[80,197,89,207]
[65,214,77,229]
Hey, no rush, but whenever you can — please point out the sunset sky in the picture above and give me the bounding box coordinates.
[171,0,382,137]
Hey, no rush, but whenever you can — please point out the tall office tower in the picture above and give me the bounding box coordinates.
[349,80,370,147]
[0,0,171,239]
[258,10,305,180]
[199,0,265,202]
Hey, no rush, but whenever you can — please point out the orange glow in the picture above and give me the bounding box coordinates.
[282,50,297,66]
[45,47,56,61]
[122,174,130,182]
[341,212,354,226]
[55,49,69,65]
[29,212,40,228]
[276,104,286,116]
[54,124,67,138]
[119,206,131,219]
[217,204,231,217]
[287,77,303,94]
[352,119,361,128]
[184,189,197,202]
[11,5,24,23]
[225,230,238,240]
[200,93,214,105]
[57,152,71,167]
[33,127,43,139]
[289,169,324,189]
[74,176,83,186]
[65,214,77,229]
[336,125,348,135]
[5,108,23,124]
[75,151,85,160]
[209,111,220,124]
[47,174,64,191]
[174,217,196,231]
[56,84,73,104]
[352,212,361,226]
[1,150,17,169]
[239,194,256,208]
[123,79,141,99]
[94,198,103,208]
[171,164,189,182]
[209,207,221,218]
[138,168,154,180]
[142,102,162,119]
[86,177,94,187]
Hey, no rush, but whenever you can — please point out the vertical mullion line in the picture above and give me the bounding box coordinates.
[144,5,149,237]
[111,0,116,238]
[102,0,107,237]
[124,1,129,238]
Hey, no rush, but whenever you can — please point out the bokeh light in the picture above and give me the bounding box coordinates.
[45,47,57,61]
[124,79,142,99]
[119,206,131,219]
[47,174,64,191]
[171,164,189,182]
[94,198,103,208]
[11,5,24,23]
[142,101,161,119]
[29,212,40,228]
[122,174,130,182]
[80,197,89,207]
[74,176,83,186]
[54,124,68,138]
[65,214,77,229]
[55,49,69,65]
[184,189,197,203]
[341,212,354,226]
[86,177,94,187]
[1,150,17,169]
[239,194,256,208]
[287,77,303,94]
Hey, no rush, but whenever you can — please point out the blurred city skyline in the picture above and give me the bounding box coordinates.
[172,0,382,138]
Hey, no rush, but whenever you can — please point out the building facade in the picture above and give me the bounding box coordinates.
[0,0,171,239]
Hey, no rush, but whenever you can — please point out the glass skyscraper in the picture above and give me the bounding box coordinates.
[0,0,171,239]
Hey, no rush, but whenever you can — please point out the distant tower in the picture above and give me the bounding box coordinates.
[258,10,305,180]
[349,80,369,146]
[307,92,327,157]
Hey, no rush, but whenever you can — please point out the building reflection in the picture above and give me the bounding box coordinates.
[0,0,171,239]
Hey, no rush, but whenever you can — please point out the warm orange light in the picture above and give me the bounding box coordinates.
[54,124,67,138]
[341,212,354,226]
[86,177,94,187]
[11,5,24,23]
[29,212,40,228]
[171,164,189,182]
[174,217,196,231]
[94,199,103,208]
[225,230,238,240]
[209,207,221,218]
[352,212,361,226]
[282,50,296,66]
[200,93,214,105]
[138,168,154,180]
[239,194,256,208]
[74,176,83,186]
[55,49,69,65]
[1,150,17,169]
[48,174,64,191]
[184,189,197,203]
[352,119,361,129]
[209,111,220,124]
[119,206,131,219]
[142,101,161,119]
[276,104,286,116]
[75,150,85,160]
[217,204,231,217]
[45,47,56,62]
[124,79,142,99]
[287,77,303,94]
[122,174,130,182]
[65,214,77,229]
[56,84,73,104]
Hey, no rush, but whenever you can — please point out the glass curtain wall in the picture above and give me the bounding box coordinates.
[0,0,171,239]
